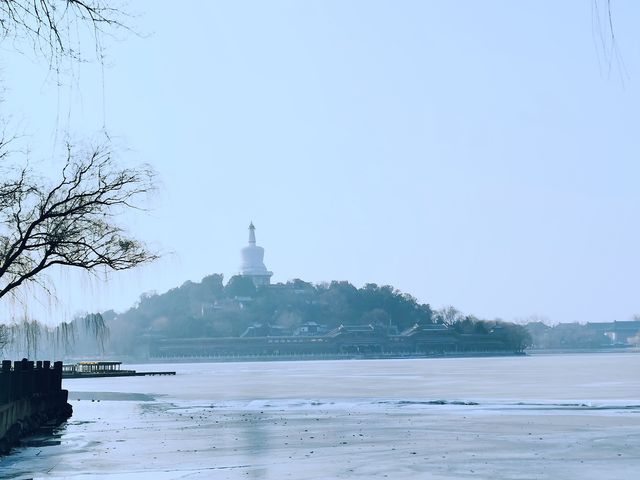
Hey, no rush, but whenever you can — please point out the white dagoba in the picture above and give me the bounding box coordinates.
[240,222,273,287]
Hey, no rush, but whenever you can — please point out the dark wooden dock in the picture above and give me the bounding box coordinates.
[62,370,176,378]
[62,361,176,379]
[136,371,175,376]
[63,370,176,379]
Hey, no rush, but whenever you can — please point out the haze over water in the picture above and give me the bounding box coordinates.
[4,1,640,324]
[1,353,639,479]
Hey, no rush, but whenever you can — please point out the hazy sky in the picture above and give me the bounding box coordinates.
[2,1,640,324]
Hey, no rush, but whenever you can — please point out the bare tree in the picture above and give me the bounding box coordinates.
[0,312,108,358]
[434,306,462,326]
[0,0,128,67]
[0,143,157,301]
[0,1,157,311]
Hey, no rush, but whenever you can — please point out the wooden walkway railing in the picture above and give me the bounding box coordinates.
[0,360,63,405]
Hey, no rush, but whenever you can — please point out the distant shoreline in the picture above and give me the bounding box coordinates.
[526,347,639,355]
[98,351,527,365]
[72,348,640,365]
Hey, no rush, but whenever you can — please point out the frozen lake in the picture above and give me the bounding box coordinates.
[1,353,639,479]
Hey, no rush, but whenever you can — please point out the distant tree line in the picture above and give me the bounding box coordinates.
[0,314,108,359]
[525,322,615,349]
[1,274,537,359]
[99,274,532,356]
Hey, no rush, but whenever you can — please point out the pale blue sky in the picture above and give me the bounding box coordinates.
[2,1,640,324]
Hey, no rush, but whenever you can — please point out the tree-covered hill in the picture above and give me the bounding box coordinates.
[1,274,533,359]
[106,275,434,349]
[102,274,531,356]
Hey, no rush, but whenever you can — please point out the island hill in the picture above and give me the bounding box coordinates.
[91,223,529,360]
[102,275,529,360]
[8,222,635,362]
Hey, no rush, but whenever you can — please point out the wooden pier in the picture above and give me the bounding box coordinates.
[134,371,175,376]
[62,361,175,379]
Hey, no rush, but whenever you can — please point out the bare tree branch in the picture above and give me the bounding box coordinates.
[592,0,627,82]
[0,0,130,68]
[0,142,158,301]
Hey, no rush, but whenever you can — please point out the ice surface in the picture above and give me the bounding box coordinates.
[1,353,639,479]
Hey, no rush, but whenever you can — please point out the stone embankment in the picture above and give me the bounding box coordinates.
[0,359,72,455]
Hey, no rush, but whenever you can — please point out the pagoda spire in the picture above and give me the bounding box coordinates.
[240,222,273,287]
[248,222,256,245]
